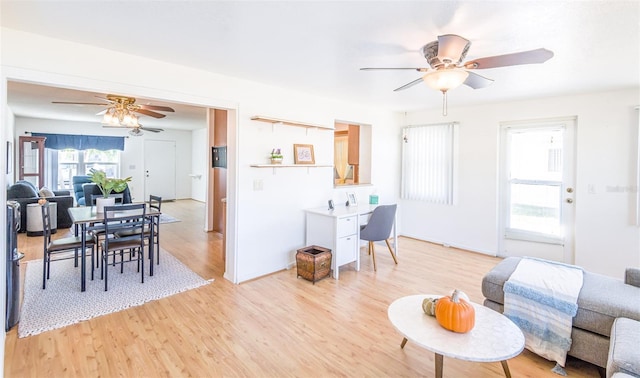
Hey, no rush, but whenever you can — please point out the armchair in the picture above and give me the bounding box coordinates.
[7,181,74,232]
[72,175,92,206]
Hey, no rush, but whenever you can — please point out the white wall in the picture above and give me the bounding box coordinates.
[6,27,634,285]
[402,89,640,278]
[0,28,400,284]
[0,78,10,376]
[12,117,195,201]
[190,127,207,202]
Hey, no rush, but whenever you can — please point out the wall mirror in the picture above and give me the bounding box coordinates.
[334,121,371,186]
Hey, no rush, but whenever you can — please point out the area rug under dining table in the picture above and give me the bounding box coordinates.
[18,249,212,338]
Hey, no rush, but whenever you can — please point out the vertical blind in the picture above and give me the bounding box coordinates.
[401,123,456,204]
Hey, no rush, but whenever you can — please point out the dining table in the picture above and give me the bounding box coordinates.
[68,205,160,291]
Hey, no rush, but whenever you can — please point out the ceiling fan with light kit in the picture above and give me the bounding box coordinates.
[52,94,174,135]
[361,34,554,115]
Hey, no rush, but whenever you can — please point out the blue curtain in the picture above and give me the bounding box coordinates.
[32,133,125,151]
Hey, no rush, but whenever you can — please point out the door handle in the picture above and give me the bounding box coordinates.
[566,198,574,204]
[566,187,574,193]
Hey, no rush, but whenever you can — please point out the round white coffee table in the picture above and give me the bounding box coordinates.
[388,294,524,378]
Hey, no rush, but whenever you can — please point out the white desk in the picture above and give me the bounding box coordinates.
[304,204,397,279]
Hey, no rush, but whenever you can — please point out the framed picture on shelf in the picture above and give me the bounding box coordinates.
[347,192,357,206]
[293,144,315,164]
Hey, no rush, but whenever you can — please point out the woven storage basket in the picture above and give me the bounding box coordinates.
[296,245,332,284]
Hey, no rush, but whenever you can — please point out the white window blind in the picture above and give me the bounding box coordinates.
[401,123,456,204]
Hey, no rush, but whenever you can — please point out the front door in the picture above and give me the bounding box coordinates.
[498,117,576,263]
[144,140,176,201]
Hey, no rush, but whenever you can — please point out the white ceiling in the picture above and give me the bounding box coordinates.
[2,1,639,130]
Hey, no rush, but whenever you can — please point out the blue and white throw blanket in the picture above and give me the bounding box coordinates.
[503,257,584,375]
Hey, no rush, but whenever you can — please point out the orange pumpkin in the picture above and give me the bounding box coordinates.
[435,289,475,333]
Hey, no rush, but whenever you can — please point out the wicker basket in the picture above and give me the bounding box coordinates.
[296,245,332,284]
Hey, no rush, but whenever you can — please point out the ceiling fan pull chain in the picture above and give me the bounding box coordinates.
[442,90,448,116]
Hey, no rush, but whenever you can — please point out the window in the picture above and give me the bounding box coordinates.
[504,126,564,239]
[401,123,456,204]
[54,149,121,189]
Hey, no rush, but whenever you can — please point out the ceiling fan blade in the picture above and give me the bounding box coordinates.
[437,34,471,64]
[95,109,107,116]
[133,108,166,118]
[52,101,109,106]
[393,77,424,92]
[140,126,163,133]
[464,48,554,69]
[360,67,429,72]
[463,71,495,89]
[139,104,175,112]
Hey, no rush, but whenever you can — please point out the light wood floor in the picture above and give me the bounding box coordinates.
[5,199,600,377]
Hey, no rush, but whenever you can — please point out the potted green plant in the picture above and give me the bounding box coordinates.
[270,148,283,164]
[88,168,132,212]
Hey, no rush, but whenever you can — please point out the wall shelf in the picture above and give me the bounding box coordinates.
[251,116,334,130]
[250,164,333,168]
[251,163,333,174]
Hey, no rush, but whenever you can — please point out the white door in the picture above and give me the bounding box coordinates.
[144,140,176,201]
[499,117,576,263]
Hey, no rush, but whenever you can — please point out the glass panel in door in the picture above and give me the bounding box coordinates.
[500,118,576,263]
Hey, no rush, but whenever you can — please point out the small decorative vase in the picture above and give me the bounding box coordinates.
[271,157,283,165]
[96,197,116,213]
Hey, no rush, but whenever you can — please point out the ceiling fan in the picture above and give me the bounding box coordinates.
[361,34,554,115]
[102,123,164,136]
[52,94,174,133]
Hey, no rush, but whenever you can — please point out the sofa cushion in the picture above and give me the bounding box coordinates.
[576,272,640,337]
[481,256,520,304]
[39,187,55,197]
[607,317,640,378]
[626,268,640,288]
[7,182,38,199]
[482,257,640,338]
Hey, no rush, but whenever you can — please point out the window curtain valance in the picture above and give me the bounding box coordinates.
[32,133,125,151]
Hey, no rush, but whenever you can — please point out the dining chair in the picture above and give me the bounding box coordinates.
[41,201,96,289]
[114,194,163,264]
[100,203,147,291]
[359,204,398,271]
[88,192,125,258]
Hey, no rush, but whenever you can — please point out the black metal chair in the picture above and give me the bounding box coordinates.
[359,204,398,271]
[114,195,162,264]
[41,201,95,289]
[100,204,147,291]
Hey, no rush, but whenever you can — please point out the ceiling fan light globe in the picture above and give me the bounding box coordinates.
[122,111,135,126]
[422,68,469,92]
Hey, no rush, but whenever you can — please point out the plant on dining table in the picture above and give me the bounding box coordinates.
[88,168,132,198]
